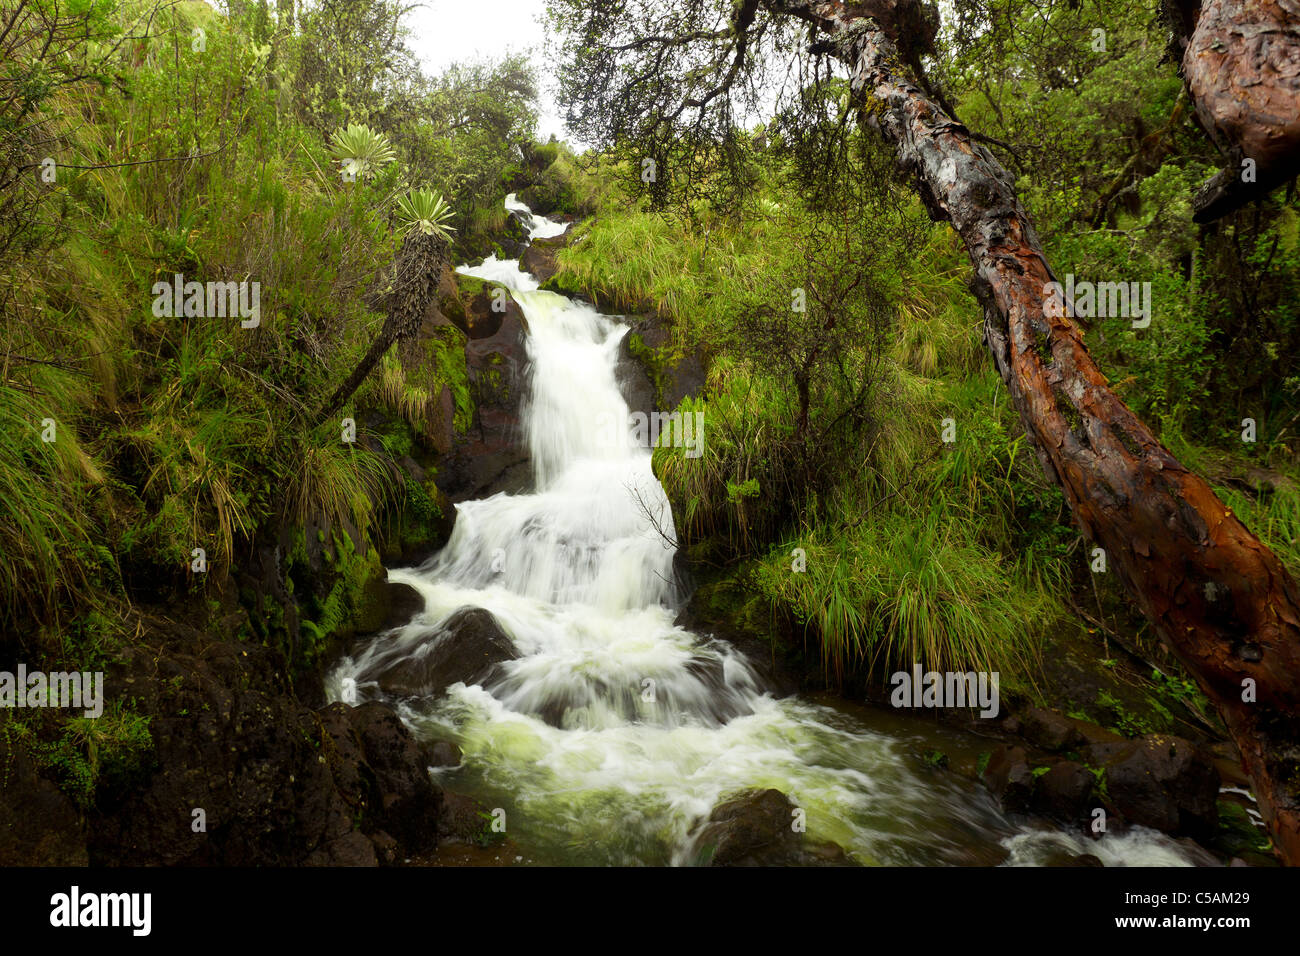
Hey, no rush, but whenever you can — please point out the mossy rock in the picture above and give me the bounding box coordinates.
[353,567,392,635]
[626,331,672,409]
[439,288,468,329]
[539,271,586,297]
[454,273,509,302]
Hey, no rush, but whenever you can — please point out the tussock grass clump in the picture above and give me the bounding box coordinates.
[285,439,400,539]
[0,374,113,628]
[754,509,1051,685]
[653,359,796,555]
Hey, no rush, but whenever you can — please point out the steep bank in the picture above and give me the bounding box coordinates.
[0,200,556,867]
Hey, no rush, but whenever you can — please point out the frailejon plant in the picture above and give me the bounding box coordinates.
[328,123,396,180]
[318,192,454,421]
[394,187,457,241]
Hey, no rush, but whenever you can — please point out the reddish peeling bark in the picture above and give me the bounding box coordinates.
[1167,0,1300,221]
[774,0,1300,863]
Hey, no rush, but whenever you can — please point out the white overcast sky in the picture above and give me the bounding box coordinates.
[403,0,568,141]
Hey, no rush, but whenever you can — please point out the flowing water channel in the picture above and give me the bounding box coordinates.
[327,197,1206,867]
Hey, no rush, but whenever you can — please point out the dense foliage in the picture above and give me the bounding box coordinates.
[0,0,560,801]
[2,0,1296,809]
[545,0,1300,688]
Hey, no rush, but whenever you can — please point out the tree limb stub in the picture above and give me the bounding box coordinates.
[773,0,1300,863]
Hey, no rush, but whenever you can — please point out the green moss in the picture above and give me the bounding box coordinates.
[421,327,474,433]
[375,418,417,460]
[1215,799,1272,857]
[1114,425,1145,459]
[1095,688,1172,737]
[473,362,508,406]
[440,288,468,327]
[16,702,154,809]
[394,477,445,555]
[626,331,672,408]
[539,271,586,297]
[1032,322,1054,364]
[453,273,491,299]
[297,529,388,664]
[1087,764,1109,799]
[1055,391,1084,433]
[922,749,949,769]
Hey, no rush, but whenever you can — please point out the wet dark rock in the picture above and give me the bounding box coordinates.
[438,790,495,845]
[463,280,525,341]
[379,581,425,633]
[305,830,378,867]
[693,788,852,866]
[1084,734,1219,837]
[617,338,658,423]
[0,741,88,866]
[439,286,532,501]
[1032,761,1096,823]
[38,615,447,867]
[683,654,727,692]
[983,745,1035,813]
[384,265,534,504]
[370,829,399,865]
[430,740,462,767]
[1068,717,1127,748]
[371,607,518,698]
[336,702,442,851]
[683,653,755,724]
[619,317,707,414]
[516,650,753,730]
[500,212,530,259]
[399,455,427,484]
[1021,707,1077,751]
[1017,706,1124,753]
[520,232,569,283]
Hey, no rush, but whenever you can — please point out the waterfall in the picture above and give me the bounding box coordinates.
[327,197,1204,867]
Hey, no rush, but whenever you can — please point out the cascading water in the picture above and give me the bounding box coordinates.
[328,195,1206,867]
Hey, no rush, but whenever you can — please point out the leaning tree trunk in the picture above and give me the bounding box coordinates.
[776,0,1300,863]
[317,229,449,424]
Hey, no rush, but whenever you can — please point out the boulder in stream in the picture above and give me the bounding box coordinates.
[500,211,531,259]
[1015,706,1125,752]
[983,745,1035,814]
[692,788,853,866]
[519,231,569,282]
[1083,733,1219,837]
[1033,760,1097,823]
[373,607,519,698]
